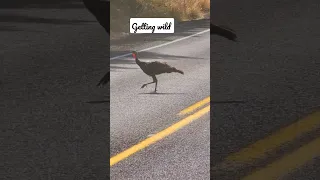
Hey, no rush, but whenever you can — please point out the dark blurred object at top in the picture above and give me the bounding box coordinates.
[211,23,237,42]
[83,0,110,34]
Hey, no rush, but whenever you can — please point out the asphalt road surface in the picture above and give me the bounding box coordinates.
[109,26,210,179]
[211,0,320,179]
[1,2,110,179]
[2,0,320,179]
[1,2,211,180]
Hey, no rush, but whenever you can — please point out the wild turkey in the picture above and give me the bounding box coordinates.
[211,23,237,41]
[132,51,184,92]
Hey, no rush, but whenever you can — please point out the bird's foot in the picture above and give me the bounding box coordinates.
[141,84,147,89]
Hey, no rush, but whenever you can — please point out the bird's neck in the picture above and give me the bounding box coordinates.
[135,57,142,64]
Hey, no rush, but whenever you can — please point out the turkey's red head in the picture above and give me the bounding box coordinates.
[132,51,137,59]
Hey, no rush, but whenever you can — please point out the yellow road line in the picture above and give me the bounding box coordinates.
[178,96,210,116]
[110,105,210,167]
[242,137,320,180]
[213,111,320,170]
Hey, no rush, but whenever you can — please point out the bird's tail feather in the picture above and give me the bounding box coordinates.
[96,71,110,86]
[170,67,184,74]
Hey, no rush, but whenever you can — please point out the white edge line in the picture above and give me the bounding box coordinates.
[110,29,210,60]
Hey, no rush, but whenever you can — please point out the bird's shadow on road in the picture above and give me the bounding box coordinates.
[85,100,109,104]
[138,92,185,95]
[211,100,246,104]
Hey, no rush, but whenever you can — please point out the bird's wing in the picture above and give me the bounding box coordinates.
[145,61,174,74]
[147,61,170,68]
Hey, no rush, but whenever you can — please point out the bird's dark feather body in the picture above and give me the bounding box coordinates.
[211,23,237,41]
[132,51,183,92]
[136,60,184,76]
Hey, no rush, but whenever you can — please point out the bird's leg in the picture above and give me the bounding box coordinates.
[141,76,156,89]
[141,82,154,88]
[141,83,151,88]
[153,76,158,92]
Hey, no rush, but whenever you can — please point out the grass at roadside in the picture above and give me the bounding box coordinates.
[110,0,210,35]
